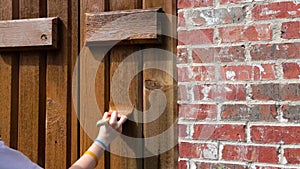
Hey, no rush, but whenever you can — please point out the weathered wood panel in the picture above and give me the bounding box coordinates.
[45,0,69,168]
[80,1,106,169]
[143,0,178,169]
[85,8,162,46]
[0,0,13,146]
[0,17,58,50]
[109,45,143,169]
[17,0,41,164]
[104,2,144,169]
[109,0,141,11]
[70,0,79,166]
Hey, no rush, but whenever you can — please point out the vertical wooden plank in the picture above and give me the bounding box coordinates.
[45,0,69,168]
[17,0,40,163]
[0,55,12,143]
[143,0,178,169]
[105,1,143,169]
[80,1,106,169]
[70,0,79,166]
[109,45,143,169]
[109,0,141,10]
[0,0,13,145]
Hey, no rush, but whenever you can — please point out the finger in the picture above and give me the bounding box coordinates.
[109,111,118,125]
[116,115,127,129]
[103,112,110,119]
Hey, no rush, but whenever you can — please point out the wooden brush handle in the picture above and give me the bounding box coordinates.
[96,118,110,127]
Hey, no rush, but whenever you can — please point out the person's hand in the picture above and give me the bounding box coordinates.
[95,111,127,148]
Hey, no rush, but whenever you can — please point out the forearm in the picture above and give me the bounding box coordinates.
[69,141,105,169]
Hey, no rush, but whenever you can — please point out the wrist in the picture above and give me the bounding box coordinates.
[94,139,108,150]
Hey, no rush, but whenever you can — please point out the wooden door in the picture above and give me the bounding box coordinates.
[0,0,177,168]
[0,0,78,168]
[79,0,177,169]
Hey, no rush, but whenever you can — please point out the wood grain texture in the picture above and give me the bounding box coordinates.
[105,3,143,169]
[45,0,69,168]
[18,53,40,162]
[109,45,143,169]
[85,8,161,46]
[69,0,79,166]
[109,0,141,10]
[143,0,178,169]
[80,1,106,169]
[0,17,58,50]
[17,0,40,164]
[0,0,13,145]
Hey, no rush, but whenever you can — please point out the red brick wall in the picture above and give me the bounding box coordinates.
[177,0,300,168]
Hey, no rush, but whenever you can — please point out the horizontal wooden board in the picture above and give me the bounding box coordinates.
[0,17,58,50]
[85,8,162,46]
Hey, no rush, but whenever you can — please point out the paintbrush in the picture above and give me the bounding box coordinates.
[96,104,134,127]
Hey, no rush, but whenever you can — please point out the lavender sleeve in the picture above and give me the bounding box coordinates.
[0,141,43,169]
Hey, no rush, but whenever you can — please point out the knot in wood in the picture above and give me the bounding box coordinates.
[145,79,162,90]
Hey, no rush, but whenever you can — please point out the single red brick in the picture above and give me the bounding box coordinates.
[257,64,276,80]
[178,160,187,169]
[282,62,300,79]
[178,66,215,82]
[222,144,279,163]
[189,7,246,26]
[192,66,215,81]
[178,29,214,45]
[251,126,300,144]
[251,84,279,100]
[252,84,300,101]
[281,21,300,39]
[193,124,245,141]
[178,85,188,101]
[192,48,215,63]
[196,162,248,169]
[178,0,213,8]
[252,2,300,20]
[178,67,192,82]
[281,105,300,123]
[280,84,300,101]
[194,84,246,101]
[179,142,201,158]
[219,24,272,43]
[221,104,277,121]
[178,11,186,27]
[179,104,217,120]
[192,46,245,63]
[222,65,253,81]
[284,148,300,164]
[216,46,246,62]
[250,43,300,60]
[178,124,187,138]
[177,48,188,64]
[179,142,218,159]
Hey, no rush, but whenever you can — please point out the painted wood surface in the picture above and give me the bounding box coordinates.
[0,17,58,50]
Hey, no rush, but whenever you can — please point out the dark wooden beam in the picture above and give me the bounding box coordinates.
[0,17,58,51]
[85,8,162,46]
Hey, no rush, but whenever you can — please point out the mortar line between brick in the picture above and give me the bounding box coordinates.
[177,17,300,30]
[177,38,300,48]
[187,158,300,168]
